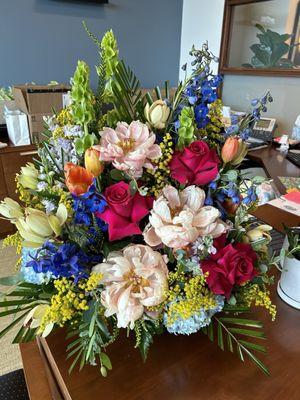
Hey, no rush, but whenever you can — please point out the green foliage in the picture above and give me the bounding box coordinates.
[101,29,119,82]
[70,60,95,134]
[203,306,269,375]
[74,132,98,155]
[243,24,295,69]
[285,226,300,260]
[83,23,119,127]
[110,60,145,124]
[134,319,164,362]
[66,299,119,376]
[177,107,195,150]
[0,281,53,342]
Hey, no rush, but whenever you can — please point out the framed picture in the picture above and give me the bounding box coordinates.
[219,0,300,76]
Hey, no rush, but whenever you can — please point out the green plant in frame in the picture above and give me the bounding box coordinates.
[243,24,297,69]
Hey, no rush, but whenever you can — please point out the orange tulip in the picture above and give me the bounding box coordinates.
[84,147,103,177]
[221,137,239,163]
[64,162,94,196]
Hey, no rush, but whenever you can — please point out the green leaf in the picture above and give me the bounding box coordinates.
[129,180,137,196]
[138,329,153,362]
[0,275,22,286]
[228,327,266,339]
[100,352,112,370]
[243,347,270,375]
[0,299,36,307]
[66,343,83,360]
[69,348,83,374]
[0,311,28,339]
[217,322,224,351]
[220,318,263,328]
[0,304,35,318]
[75,139,84,155]
[239,340,266,353]
[222,170,238,182]
[86,332,96,361]
[110,169,125,181]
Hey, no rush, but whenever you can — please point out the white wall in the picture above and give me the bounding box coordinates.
[179,0,225,80]
[179,0,300,134]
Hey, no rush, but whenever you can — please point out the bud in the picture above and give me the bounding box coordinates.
[144,99,170,130]
[221,137,239,163]
[17,162,38,190]
[15,204,68,247]
[231,140,248,166]
[84,147,103,177]
[245,224,272,243]
[64,162,94,196]
[0,197,23,219]
[23,305,50,329]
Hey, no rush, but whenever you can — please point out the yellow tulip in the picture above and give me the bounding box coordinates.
[84,147,103,177]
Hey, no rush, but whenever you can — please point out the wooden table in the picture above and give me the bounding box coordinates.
[248,145,300,231]
[19,145,300,399]
[20,275,300,400]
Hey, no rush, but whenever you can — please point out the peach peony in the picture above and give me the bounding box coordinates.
[94,121,161,178]
[92,245,168,329]
[143,185,227,249]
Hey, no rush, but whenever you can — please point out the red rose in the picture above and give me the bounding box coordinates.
[169,140,219,186]
[96,181,152,241]
[201,243,257,298]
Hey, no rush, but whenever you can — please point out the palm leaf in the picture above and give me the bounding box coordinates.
[203,309,270,375]
[111,60,145,123]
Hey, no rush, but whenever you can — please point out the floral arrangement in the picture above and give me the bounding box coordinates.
[0,25,276,376]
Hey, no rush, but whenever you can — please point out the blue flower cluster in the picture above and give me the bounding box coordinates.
[165,296,224,335]
[215,182,241,205]
[26,242,102,282]
[21,247,53,284]
[225,91,273,140]
[72,184,107,228]
[190,75,222,129]
[243,186,257,205]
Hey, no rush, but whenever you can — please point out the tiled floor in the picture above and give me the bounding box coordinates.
[0,242,22,375]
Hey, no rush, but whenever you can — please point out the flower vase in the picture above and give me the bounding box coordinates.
[277,255,300,310]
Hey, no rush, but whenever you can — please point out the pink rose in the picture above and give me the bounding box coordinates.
[201,243,258,298]
[169,140,219,186]
[97,181,152,241]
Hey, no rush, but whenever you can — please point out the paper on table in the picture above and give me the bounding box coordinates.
[267,196,300,216]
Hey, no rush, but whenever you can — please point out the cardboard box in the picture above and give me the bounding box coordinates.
[13,84,70,143]
[13,84,70,114]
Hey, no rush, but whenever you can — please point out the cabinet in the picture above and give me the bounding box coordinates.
[0,142,36,237]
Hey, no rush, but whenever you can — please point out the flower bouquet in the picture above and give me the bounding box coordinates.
[0,24,276,376]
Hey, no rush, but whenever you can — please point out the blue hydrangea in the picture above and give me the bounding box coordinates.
[20,247,53,284]
[164,295,224,335]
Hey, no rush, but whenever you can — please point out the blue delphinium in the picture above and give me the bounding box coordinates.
[243,186,257,205]
[72,184,107,227]
[165,296,224,335]
[26,241,102,282]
